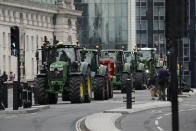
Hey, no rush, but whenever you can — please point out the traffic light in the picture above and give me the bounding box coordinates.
[165,0,188,38]
[10,26,19,56]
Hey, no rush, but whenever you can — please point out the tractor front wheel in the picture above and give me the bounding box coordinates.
[34,77,49,105]
[94,77,105,100]
[70,76,85,103]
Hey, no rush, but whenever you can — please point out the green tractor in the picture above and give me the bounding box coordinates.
[135,48,157,89]
[34,41,92,104]
[100,50,130,91]
[121,51,137,93]
[81,49,113,100]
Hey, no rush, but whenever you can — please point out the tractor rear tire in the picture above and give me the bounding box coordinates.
[48,93,58,104]
[94,77,105,100]
[70,76,85,103]
[105,79,109,100]
[62,90,70,101]
[121,73,129,93]
[135,72,145,90]
[34,77,48,105]
[109,80,113,98]
[84,68,92,103]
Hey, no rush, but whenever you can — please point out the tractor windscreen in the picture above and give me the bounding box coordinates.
[139,50,151,60]
[102,52,117,62]
[84,52,93,64]
[56,48,76,62]
[124,53,133,63]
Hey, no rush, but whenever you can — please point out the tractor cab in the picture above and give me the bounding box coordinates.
[82,49,99,73]
[100,50,124,89]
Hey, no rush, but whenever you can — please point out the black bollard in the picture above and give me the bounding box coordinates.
[13,81,20,110]
[0,80,5,110]
[3,82,8,108]
[126,79,132,109]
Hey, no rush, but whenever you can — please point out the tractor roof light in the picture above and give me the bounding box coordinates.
[42,41,46,45]
[96,45,99,49]
[58,41,63,45]
[121,45,125,49]
[76,40,79,45]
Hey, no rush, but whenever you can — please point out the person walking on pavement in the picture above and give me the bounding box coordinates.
[148,73,159,100]
[157,66,169,101]
[9,72,15,81]
[1,71,8,82]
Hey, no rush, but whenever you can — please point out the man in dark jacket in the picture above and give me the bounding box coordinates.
[157,66,169,101]
[1,71,8,82]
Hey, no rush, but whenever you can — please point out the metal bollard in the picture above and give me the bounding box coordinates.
[0,80,5,110]
[3,82,8,108]
[13,81,19,110]
[126,79,132,109]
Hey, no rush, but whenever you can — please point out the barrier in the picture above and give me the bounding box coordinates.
[0,79,8,110]
[13,81,32,110]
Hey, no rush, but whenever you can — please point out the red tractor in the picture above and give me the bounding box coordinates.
[99,58,115,81]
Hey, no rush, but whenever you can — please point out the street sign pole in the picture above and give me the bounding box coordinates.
[169,39,179,131]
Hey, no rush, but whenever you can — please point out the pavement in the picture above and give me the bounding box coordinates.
[1,88,50,115]
[80,89,196,131]
[0,105,50,115]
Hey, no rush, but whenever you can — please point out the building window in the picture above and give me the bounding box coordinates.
[184,48,189,57]
[153,20,159,30]
[140,20,147,30]
[137,20,147,30]
[183,62,189,71]
[26,35,29,51]
[8,33,10,49]
[140,7,147,16]
[3,32,5,49]
[68,19,72,27]
[154,6,165,17]
[31,36,34,51]
[3,55,6,71]
[153,20,165,30]
[136,7,140,16]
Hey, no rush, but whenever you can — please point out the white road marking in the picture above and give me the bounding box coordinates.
[155,108,196,131]
[157,126,164,131]
[155,120,159,126]
[4,115,17,119]
[76,116,86,131]
[164,113,171,116]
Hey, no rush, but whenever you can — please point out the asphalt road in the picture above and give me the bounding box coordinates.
[0,90,153,131]
[120,95,196,131]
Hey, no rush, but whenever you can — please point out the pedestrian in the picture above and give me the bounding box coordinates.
[1,71,8,82]
[9,72,15,81]
[157,66,169,101]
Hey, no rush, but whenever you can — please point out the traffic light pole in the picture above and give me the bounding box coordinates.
[17,46,20,83]
[168,38,179,131]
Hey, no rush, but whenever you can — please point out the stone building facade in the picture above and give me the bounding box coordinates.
[0,0,81,80]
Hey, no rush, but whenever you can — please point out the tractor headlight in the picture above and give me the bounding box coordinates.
[145,69,150,74]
